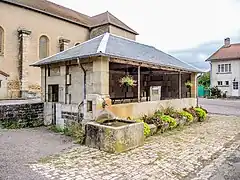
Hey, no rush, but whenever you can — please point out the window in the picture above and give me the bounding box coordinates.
[233,82,238,90]
[59,43,64,52]
[48,85,59,102]
[221,64,224,72]
[217,81,223,86]
[39,35,49,59]
[0,26,4,55]
[87,101,93,112]
[225,64,228,72]
[0,80,2,88]
[225,81,229,86]
[75,42,80,46]
[218,63,231,73]
[218,65,221,73]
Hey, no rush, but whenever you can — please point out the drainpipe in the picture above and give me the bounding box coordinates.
[77,58,86,122]
[77,58,86,99]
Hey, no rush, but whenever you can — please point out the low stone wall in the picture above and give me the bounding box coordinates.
[0,102,44,128]
[108,98,197,119]
[44,103,82,128]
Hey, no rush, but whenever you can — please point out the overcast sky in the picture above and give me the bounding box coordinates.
[51,0,240,70]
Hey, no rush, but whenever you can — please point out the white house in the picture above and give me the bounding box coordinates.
[207,38,240,97]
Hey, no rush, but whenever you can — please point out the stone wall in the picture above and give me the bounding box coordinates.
[107,98,197,119]
[0,102,44,128]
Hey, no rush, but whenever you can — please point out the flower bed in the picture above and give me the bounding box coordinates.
[137,106,208,135]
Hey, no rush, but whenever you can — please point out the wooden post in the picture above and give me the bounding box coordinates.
[138,65,141,102]
[179,72,182,99]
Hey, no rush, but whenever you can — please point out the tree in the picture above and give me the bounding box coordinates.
[198,72,210,88]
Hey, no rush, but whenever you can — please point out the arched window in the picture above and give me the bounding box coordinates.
[0,27,4,55]
[75,42,80,46]
[39,35,49,59]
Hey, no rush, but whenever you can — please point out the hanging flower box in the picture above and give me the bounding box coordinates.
[119,75,137,87]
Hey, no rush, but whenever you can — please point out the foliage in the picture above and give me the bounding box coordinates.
[198,72,210,88]
[64,121,85,144]
[49,122,85,144]
[48,125,64,133]
[0,119,43,129]
[210,86,222,98]
[185,81,193,88]
[136,119,151,137]
[179,111,193,122]
[183,107,197,117]
[160,115,177,129]
[161,106,175,116]
[194,107,207,121]
[119,75,136,87]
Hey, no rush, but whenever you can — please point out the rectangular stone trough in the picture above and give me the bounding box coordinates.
[85,119,144,153]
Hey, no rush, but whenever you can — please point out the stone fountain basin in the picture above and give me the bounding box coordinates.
[85,119,144,153]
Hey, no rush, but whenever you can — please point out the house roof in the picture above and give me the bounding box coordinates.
[32,33,201,72]
[2,0,138,34]
[0,70,10,77]
[207,43,240,61]
[90,11,138,35]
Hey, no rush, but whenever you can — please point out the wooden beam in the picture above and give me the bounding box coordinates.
[109,57,190,73]
[138,66,141,102]
[179,72,182,99]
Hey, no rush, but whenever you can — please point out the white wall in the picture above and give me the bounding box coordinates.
[211,60,240,96]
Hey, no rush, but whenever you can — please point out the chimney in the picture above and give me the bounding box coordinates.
[224,37,230,47]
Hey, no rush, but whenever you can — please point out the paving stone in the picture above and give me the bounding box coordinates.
[30,115,240,180]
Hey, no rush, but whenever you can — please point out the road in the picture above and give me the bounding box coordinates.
[199,98,240,116]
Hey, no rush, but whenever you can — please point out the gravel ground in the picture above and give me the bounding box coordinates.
[0,127,75,180]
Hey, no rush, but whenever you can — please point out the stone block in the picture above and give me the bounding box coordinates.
[85,120,144,153]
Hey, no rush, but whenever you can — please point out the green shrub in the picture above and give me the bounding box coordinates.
[161,106,175,116]
[210,86,222,98]
[179,111,193,122]
[136,119,151,137]
[194,107,207,121]
[48,125,64,133]
[183,107,197,117]
[154,110,163,118]
[64,122,85,144]
[160,115,177,129]
[49,122,85,144]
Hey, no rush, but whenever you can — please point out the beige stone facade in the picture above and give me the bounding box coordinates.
[0,1,137,99]
[0,72,9,99]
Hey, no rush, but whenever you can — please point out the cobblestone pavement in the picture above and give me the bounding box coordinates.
[30,115,240,180]
[199,98,240,116]
[0,127,75,180]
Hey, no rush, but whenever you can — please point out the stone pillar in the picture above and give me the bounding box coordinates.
[18,29,31,98]
[191,73,197,98]
[92,56,109,96]
[59,66,66,103]
[179,72,182,99]
[40,67,46,102]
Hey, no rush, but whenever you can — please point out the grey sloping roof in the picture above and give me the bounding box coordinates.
[90,11,138,35]
[32,33,201,72]
[32,35,104,65]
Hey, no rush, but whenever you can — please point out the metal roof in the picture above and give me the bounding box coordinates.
[32,33,201,72]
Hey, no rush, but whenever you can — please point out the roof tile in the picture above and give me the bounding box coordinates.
[207,44,240,60]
